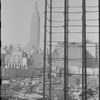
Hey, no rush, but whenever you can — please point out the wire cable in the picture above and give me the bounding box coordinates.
[45,41,99,44]
[51,6,99,9]
[47,11,98,14]
[46,31,99,34]
[46,18,98,23]
[46,25,99,28]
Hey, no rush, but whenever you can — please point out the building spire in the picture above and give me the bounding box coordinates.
[35,1,38,10]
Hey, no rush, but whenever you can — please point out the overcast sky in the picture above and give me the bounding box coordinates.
[1,0,99,55]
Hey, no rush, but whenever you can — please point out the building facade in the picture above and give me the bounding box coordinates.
[5,52,22,66]
[30,2,40,51]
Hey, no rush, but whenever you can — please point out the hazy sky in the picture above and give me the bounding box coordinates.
[1,0,99,53]
[1,0,45,48]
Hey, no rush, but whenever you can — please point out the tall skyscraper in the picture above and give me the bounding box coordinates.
[30,2,40,51]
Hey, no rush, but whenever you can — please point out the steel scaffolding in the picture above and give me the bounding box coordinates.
[82,0,87,100]
[64,0,69,100]
[98,0,100,100]
[43,0,99,100]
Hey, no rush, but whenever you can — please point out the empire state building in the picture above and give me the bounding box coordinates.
[30,2,40,51]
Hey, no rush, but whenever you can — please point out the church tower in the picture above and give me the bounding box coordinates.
[30,2,40,51]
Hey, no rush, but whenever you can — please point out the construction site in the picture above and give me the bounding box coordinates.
[1,0,99,100]
[43,0,99,100]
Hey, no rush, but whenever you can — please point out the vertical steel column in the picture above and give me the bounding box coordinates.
[98,0,100,99]
[0,0,1,84]
[49,0,52,100]
[95,43,97,61]
[43,0,47,100]
[64,0,69,100]
[82,0,87,100]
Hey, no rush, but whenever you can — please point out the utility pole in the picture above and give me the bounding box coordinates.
[64,0,69,100]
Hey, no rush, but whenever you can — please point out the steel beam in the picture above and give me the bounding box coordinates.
[82,0,87,100]
[98,0,100,99]
[64,0,69,100]
[43,0,47,100]
[49,0,52,100]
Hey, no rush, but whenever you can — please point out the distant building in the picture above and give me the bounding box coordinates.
[5,51,28,68]
[95,44,99,67]
[1,45,7,67]
[53,42,98,68]
[38,50,43,68]
[23,43,34,53]
[23,2,41,68]
[30,2,40,51]
[5,52,22,66]
[1,54,6,67]
[13,44,21,52]
[29,49,43,68]
[22,52,27,67]
[2,67,6,78]
[23,1,41,67]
